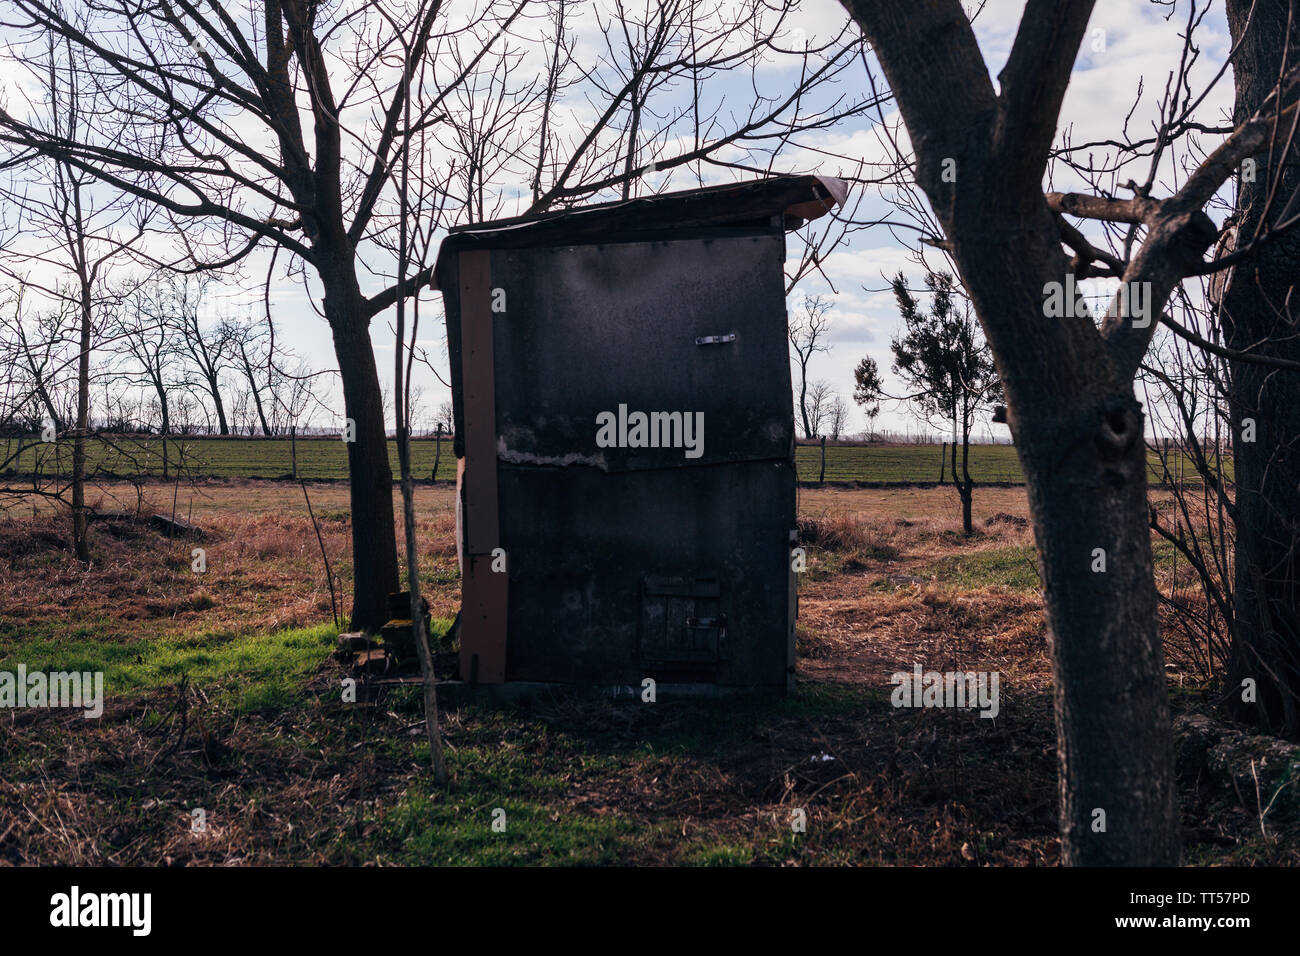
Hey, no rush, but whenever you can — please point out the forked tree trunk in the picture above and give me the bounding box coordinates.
[238,349,273,436]
[839,0,1183,865]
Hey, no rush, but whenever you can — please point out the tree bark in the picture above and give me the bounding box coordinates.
[799,370,812,440]
[31,375,62,435]
[959,407,973,536]
[204,372,229,435]
[238,349,273,437]
[320,246,400,632]
[1018,396,1178,864]
[1223,0,1300,737]
[72,257,92,563]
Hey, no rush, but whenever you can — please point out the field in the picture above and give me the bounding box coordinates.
[1,478,1291,866]
[1,435,1207,485]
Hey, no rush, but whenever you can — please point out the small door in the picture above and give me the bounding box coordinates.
[640,575,726,677]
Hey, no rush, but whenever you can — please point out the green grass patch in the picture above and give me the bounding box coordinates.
[0,622,339,714]
[921,545,1042,591]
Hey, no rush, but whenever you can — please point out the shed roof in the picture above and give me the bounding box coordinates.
[433,174,846,285]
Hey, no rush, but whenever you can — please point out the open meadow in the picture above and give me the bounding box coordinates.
[2,435,1213,486]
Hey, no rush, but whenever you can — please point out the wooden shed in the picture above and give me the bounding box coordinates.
[436,174,846,692]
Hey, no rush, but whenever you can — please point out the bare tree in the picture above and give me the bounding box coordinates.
[436,400,455,437]
[839,0,1300,864]
[805,379,835,438]
[523,1,878,214]
[222,316,277,437]
[390,40,449,785]
[789,294,833,439]
[827,394,849,441]
[1140,287,1236,685]
[160,273,232,435]
[0,282,73,433]
[0,26,144,560]
[110,281,177,438]
[0,0,464,626]
[0,0,877,627]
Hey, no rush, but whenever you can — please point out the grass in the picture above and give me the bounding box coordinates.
[0,623,340,715]
[2,434,1217,485]
[1,434,462,482]
[795,441,1024,483]
[1,481,1294,866]
[920,545,1042,591]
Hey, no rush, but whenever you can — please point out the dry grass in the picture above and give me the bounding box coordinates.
[0,480,463,642]
[1,479,1296,865]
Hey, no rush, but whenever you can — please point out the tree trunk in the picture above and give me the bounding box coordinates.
[72,275,91,563]
[252,383,272,436]
[238,350,273,437]
[321,253,400,633]
[206,373,229,435]
[936,186,1179,868]
[959,415,973,536]
[154,380,170,436]
[839,0,1184,865]
[1018,395,1179,865]
[950,431,958,497]
[799,370,812,440]
[1223,0,1300,737]
[34,378,62,436]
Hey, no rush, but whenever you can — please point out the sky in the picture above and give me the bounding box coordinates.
[0,0,1240,439]
[780,0,1236,439]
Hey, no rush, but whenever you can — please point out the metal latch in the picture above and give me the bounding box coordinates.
[695,333,736,345]
[686,615,726,630]
[684,614,727,656]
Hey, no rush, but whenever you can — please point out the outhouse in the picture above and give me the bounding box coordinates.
[436,174,846,692]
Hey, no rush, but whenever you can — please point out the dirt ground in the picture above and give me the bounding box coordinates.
[0,479,1294,865]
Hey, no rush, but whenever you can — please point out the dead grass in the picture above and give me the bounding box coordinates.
[0,480,462,643]
[1,479,1295,865]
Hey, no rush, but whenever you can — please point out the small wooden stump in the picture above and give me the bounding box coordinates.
[352,648,391,676]
[381,619,416,661]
